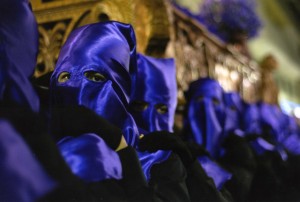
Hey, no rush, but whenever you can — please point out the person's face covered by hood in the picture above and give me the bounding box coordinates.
[128,54,176,181]
[50,21,139,146]
[259,103,287,143]
[242,102,262,135]
[0,0,39,111]
[223,92,244,134]
[282,115,300,155]
[185,78,225,158]
[130,53,177,133]
[0,1,58,200]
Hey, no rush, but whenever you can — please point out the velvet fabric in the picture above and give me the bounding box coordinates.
[0,0,39,111]
[185,78,225,158]
[130,54,175,181]
[50,21,140,181]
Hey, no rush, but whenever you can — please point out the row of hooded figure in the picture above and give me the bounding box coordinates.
[1,1,300,201]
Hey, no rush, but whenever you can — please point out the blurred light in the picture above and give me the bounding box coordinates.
[230,71,239,81]
[223,68,229,77]
[280,100,300,116]
[294,107,300,119]
[215,63,223,74]
[249,72,259,82]
[243,79,251,87]
[280,101,293,115]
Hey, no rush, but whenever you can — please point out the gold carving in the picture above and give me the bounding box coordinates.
[169,3,261,103]
[31,0,172,76]
[134,0,170,57]
[35,22,67,77]
[75,0,135,28]
[31,0,261,105]
[31,0,135,76]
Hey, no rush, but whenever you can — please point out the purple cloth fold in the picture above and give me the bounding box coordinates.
[0,0,39,111]
[57,134,123,182]
[51,21,140,147]
[185,78,225,158]
[0,120,56,202]
[130,54,176,181]
[198,156,232,190]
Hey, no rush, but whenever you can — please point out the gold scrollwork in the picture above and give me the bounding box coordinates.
[134,0,170,57]
[35,22,68,77]
[32,0,172,76]
[31,0,261,105]
[74,0,135,28]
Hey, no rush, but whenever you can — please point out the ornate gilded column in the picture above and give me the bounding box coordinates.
[134,0,171,57]
[259,54,279,105]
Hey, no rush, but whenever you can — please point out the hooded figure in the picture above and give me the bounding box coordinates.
[282,115,300,155]
[219,93,258,201]
[258,103,288,160]
[130,53,177,132]
[261,108,300,158]
[51,21,139,146]
[245,103,289,201]
[50,21,141,182]
[0,0,39,111]
[223,92,244,136]
[184,78,225,158]
[281,116,300,201]
[0,0,57,201]
[184,78,231,190]
[242,102,262,135]
[259,103,285,141]
[130,53,174,180]
[242,102,277,155]
[129,53,192,202]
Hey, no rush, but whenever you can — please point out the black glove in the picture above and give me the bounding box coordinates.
[221,132,257,172]
[30,71,52,110]
[185,141,211,158]
[50,105,123,150]
[138,131,196,167]
[0,105,46,138]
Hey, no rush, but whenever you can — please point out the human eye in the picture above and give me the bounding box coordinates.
[155,104,168,114]
[84,71,106,82]
[212,97,220,106]
[196,95,204,102]
[130,101,149,112]
[57,72,71,83]
[229,105,237,111]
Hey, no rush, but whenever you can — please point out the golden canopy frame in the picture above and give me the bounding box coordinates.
[31,0,262,105]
